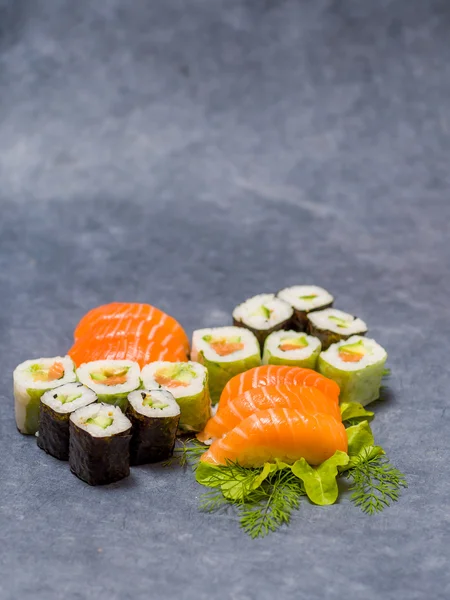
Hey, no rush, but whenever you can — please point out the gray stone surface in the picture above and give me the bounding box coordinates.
[1,0,449,598]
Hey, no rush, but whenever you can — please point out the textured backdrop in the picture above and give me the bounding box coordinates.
[1,1,449,599]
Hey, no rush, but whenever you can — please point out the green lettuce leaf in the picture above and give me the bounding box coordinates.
[346,420,375,456]
[340,402,374,424]
[291,451,349,505]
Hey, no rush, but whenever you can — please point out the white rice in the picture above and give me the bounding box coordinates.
[278,285,334,311]
[128,389,180,418]
[70,403,131,438]
[141,361,206,399]
[263,330,321,362]
[320,335,387,372]
[232,294,293,330]
[41,383,97,414]
[191,326,260,363]
[76,360,141,395]
[308,308,367,335]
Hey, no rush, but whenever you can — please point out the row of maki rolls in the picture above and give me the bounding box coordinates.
[12,356,213,485]
[191,285,387,408]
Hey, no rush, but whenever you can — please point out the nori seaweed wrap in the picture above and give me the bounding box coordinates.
[307,308,368,350]
[69,403,132,485]
[277,286,334,331]
[37,383,97,460]
[232,294,294,348]
[127,389,180,465]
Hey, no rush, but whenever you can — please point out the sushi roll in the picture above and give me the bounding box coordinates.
[306,308,367,350]
[277,285,334,330]
[13,356,77,435]
[37,383,97,460]
[191,327,261,404]
[76,360,141,411]
[141,361,211,433]
[262,330,321,369]
[318,336,387,406]
[232,294,294,348]
[69,403,132,485]
[127,389,180,464]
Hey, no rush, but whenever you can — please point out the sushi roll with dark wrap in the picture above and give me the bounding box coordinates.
[307,308,368,350]
[37,383,97,460]
[277,286,334,330]
[127,389,180,465]
[232,294,294,348]
[69,403,132,485]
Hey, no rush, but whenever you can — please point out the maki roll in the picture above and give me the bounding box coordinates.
[76,360,140,411]
[141,361,211,433]
[262,330,321,370]
[277,285,334,330]
[127,389,180,464]
[69,403,132,485]
[37,383,97,460]
[318,336,387,406]
[13,356,77,435]
[232,294,294,348]
[191,326,260,404]
[306,308,367,350]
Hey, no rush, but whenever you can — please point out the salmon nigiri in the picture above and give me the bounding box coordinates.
[74,303,189,351]
[201,408,347,467]
[198,384,341,442]
[219,365,340,407]
[68,335,187,368]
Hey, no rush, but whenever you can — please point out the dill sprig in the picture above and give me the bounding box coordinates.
[346,447,407,514]
[163,438,206,468]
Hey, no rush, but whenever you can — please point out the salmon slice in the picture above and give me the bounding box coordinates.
[201,408,348,467]
[219,365,340,407]
[68,335,187,368]
[32,361,65,382]
[74,303,189,351]
[198,384,340,441]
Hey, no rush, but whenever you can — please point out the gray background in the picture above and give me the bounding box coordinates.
[1,1,449,598]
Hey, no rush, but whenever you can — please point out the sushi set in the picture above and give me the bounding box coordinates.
[12,286,407,537]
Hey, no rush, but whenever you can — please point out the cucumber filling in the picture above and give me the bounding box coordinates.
[278,336,309,352]
[299,294,317,301]
[338,340,367,363]
[140,392,169,409]
[54,392,82,405]
[90,366,130,385]
[86,414,114,429]
[328,315,350,329]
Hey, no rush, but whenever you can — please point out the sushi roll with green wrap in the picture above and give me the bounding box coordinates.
[141,361,211,432]
[69,403,132,485]
[277,285,334,330]
[127,389,180,464]
[37,383,97,460]
[318,336,387,406]
[262,330,321,369]
[307,308,367,350]
[76,360,140,411]
[191,326,260,404]
[13,356,77,435]
[232,294,294,348]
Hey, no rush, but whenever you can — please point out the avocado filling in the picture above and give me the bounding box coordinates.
[54,392,82,405]
[90,366,130,386]
[203,335,244,357]
[338,340,367,363]
[29,362,65,383]
[154,363,197,388]
[86,414,114,429]
[328,315,350,329]
[278,336,309,352]
[140,391,169,409]
[251,305,272,320]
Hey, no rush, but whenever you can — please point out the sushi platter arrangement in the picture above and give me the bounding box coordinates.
[12,286,407,538]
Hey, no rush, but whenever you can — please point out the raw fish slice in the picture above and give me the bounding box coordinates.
[198,384,340,441]
[69,335,187,368]
[219,365,340,407]
[201,408,347,467]
[74,303,189,351]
